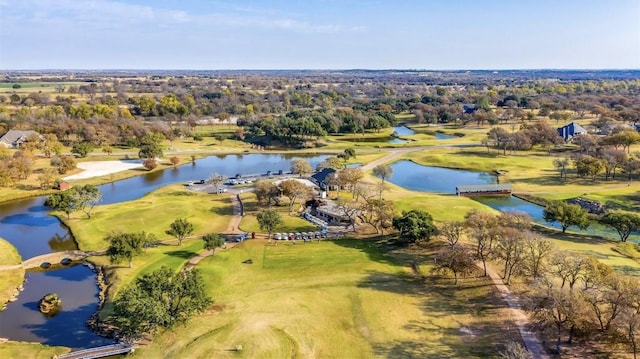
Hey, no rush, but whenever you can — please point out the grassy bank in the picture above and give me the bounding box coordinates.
[0,341,69,359]
[0,238,25,311]
[138,239,519,358]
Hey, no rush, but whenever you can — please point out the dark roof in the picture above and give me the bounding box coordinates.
[456,184,512,193]
[311,168,337,187]
[462,104,477,114]
[557,122,587,141]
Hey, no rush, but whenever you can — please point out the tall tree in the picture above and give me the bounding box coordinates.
[601,212,640,242]
[279,179,312,212]
[254,180,280,207]
[74,184,102,219]
[439,221,465,248]
[44,191,79,219]
[112,267,211,341]
[523,235,554,278]
[465,210,499,277]
[256,209,282,239]
[372,163,393,197]
[357,198,395,234]
[166,218,194,246]
[339,168,364,198]
[392,209,436,243]
[543,201,590,233]
[202,233,225,254]
[432,244,476,285]
[290,159,312,177]
[495,227,528,285]
[106,231,145,268]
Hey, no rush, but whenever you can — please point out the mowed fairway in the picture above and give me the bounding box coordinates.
[139,239,519,358]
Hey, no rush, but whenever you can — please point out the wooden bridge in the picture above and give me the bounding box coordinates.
[54,343,133,359]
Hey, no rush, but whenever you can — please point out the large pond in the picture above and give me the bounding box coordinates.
[388,160,496,193]
[0,154,328,348]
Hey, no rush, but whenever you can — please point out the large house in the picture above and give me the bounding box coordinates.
[557,122,587,142]
[0,129,42,148]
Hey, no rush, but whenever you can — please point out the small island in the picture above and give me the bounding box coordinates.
[38,293,62,316]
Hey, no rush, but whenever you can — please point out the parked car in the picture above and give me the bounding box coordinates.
[274,233,282,240]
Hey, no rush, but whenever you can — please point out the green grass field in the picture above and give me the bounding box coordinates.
[138,239,520,358]
[61,184,232,252]
[0,238,25,310]
[0,342,69,359]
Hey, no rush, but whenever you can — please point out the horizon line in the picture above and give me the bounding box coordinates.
[1,68,639,73]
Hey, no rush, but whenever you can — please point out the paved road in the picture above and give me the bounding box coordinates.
[482,263,548,359]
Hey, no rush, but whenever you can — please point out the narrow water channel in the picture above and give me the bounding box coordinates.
[386,160,640,241]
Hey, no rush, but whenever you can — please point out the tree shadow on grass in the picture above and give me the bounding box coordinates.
[532,224,611,246]
[356,271,424,296]
[165,191,198,197]
[330,235,434,268]
[165,250,198,260]
[604,193,640,212]
[374,316,519,359]
[612,264,640,277]
[209,206,233,216]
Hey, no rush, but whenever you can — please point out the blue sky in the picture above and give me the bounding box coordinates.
[1,0,639,70]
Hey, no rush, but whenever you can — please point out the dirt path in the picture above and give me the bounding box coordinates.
[482,263,548,359]
[359,147,422,171]
[184,193,243,269]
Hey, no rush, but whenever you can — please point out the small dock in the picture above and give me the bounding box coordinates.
[54,343,133,359]
[456,184,512,197]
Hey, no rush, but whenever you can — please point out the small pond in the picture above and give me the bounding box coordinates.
[0,264,113,349]
[434,132,454,140]
[388,160,496,193]
[391,126,415,136]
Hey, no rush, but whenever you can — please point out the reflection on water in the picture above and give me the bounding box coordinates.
[475,196,640,241]
[388,160,496,193]
[0,197,73,258]
[0,264,113,349]
[47,233,77,252]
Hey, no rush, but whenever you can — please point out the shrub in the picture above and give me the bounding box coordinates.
[143,158,158,170]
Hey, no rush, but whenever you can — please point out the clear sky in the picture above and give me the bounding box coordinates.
[1,0,639,70]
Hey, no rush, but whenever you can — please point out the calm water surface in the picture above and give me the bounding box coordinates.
[0,264,113,349]
[388,160,496,193]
